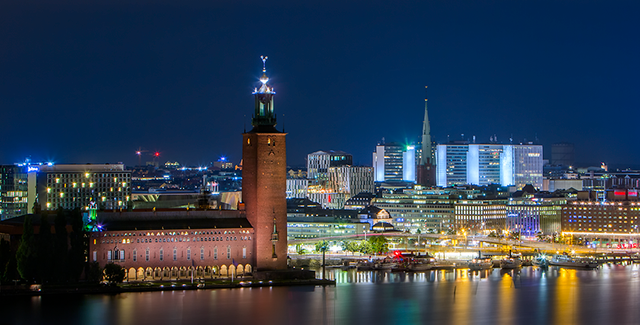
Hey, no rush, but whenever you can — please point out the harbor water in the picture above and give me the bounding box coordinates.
[3,264,640,325]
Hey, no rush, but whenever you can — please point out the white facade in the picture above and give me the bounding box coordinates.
[373,143,414,183]
[403,146,416,182]
[373,145,385,182]
[307,151,352,180]
[436,143,543,190]
[328,166,374,196]
[286,178,308,198]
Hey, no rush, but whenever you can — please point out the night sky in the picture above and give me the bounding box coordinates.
[1,1,639,168]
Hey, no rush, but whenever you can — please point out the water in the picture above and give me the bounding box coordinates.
[4,264,640,325]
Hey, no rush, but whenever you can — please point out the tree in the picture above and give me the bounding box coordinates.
[53,209,69,282]
[315,240,329,254]
[87,262,103,284]
[341,241,360,255]
[103,263,125,285]
[0,238,13,282]
[295,243,307,255]
[368,236,389,255]
[68,208,86,282]
[37,212,53,283]
[16,216,38,281]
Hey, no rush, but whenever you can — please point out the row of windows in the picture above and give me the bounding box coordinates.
[101,236,251,244]
[100,246,246,262]
[103,230,250,237]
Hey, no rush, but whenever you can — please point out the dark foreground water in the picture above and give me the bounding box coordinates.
[4,264,640,325]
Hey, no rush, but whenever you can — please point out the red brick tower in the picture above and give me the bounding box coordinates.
[242,56,288,271]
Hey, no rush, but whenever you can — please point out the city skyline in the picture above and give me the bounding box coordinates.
[1,1,639,168]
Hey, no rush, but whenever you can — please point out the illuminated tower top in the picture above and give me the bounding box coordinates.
[250,56,279,132]
[420,86,432,165]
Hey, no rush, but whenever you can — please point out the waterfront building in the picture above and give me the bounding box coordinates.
[89,210,254,281]
[436,143,543,190]
[37,163,132,211]
[371,187,456,233]
[241,56,288,270]
[0,164,37,220]
[506,197,566,236]
[307,150,352,181]
[286,216,367,239]
[286,198,365,239]
[454,199,508,233]
[562,190,640,242]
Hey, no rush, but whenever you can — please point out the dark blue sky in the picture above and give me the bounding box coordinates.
[1,1,639,168]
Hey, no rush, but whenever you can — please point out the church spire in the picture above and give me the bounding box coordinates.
[251,56,278,131]
[421,86,432,165]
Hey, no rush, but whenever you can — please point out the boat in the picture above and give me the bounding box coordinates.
[500,257,522,269]
[356,261,376,271]
[408,262,433,272]
[549,254,598,268]
[377,262,397,270]
[468,258,493,271]
[532,254,549,268]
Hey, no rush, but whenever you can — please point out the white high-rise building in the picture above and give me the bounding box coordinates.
[373,142,416,183]
[436,143,543,190]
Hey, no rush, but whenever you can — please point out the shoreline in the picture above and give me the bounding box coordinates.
[0,278,336,297]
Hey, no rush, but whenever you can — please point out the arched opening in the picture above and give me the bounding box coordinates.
[128,268,136,282]
[171,267,179,280]
[245,264,252,274]
[145,267,153,280]
[154,267,162,279]
[237,264,244,275]
[220,265,228,276]
[196,266,204,278]
[229,265,236,278]
[163,267,170,279]
[137,267,145,280]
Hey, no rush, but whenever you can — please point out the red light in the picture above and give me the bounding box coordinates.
[155,152,160,157]
[614,191,626,196]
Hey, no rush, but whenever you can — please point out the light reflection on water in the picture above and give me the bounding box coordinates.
[4,264,640,325]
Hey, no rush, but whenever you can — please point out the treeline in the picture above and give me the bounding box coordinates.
[1,208,93,284]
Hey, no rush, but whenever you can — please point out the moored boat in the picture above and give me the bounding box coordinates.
[549,254,598,268]
[468,258,493,271]
[500,257,522,269]
[408,262,433,272]
[532,254,549,268]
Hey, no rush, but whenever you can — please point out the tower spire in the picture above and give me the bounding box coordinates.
[250,55,278,131]
[261,55,268,72]
[421,86,432,165]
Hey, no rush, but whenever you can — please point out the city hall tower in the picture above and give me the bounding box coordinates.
[242,56,288,270]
